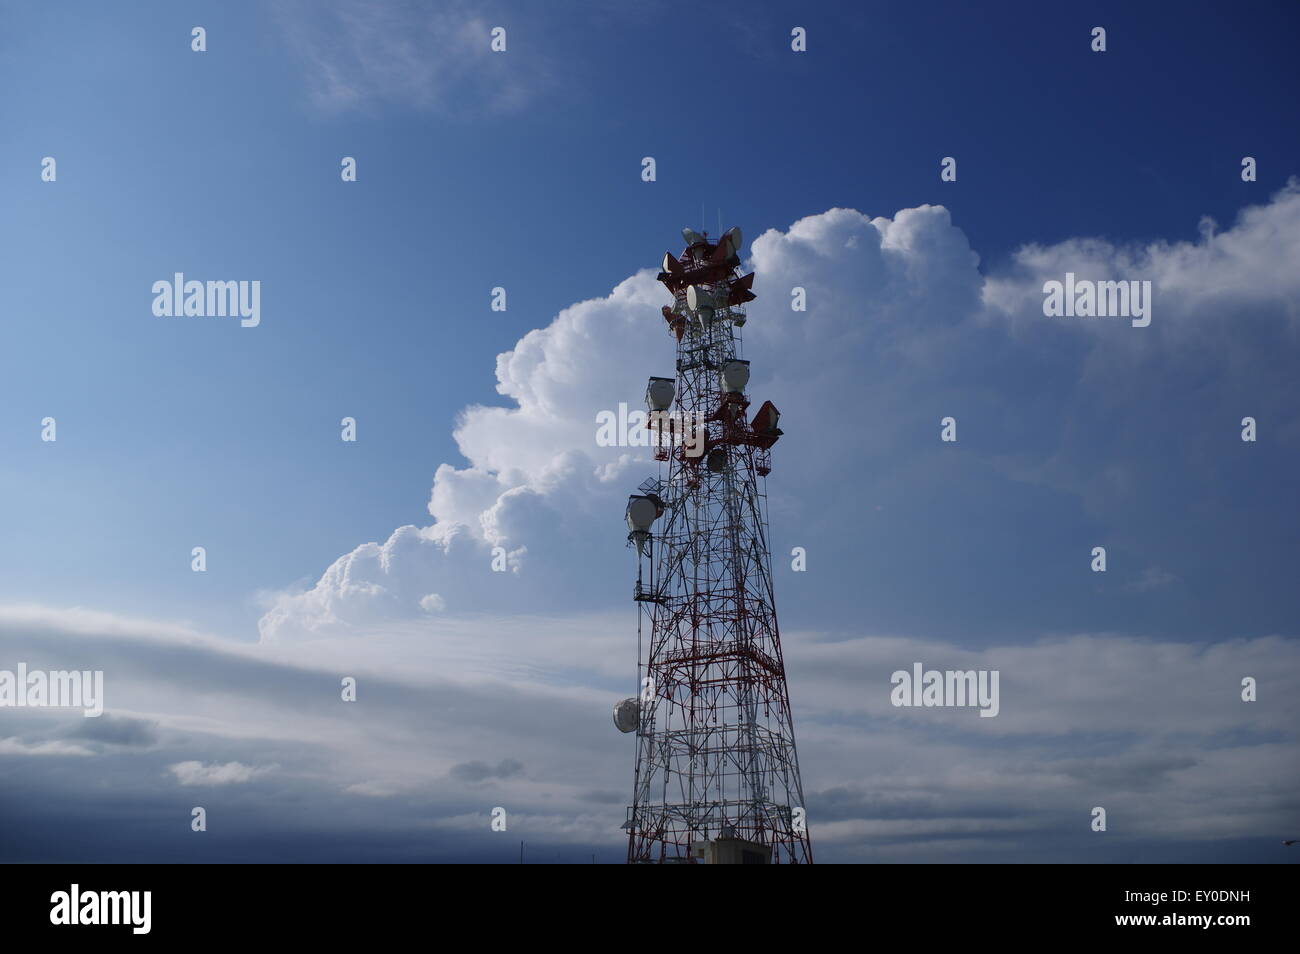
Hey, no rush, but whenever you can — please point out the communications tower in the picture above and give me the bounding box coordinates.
[613,225,813,864]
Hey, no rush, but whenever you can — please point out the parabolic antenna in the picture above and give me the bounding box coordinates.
[682,227,705,247]
[752,400,781,434]
[722,226,743,255]
[721,359,751,394]
[646,376,675,411]
[687,285,719,312]
[625,495,659,532]
[613,698,640,733]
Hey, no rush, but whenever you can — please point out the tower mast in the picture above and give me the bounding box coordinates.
[617,225,813,864]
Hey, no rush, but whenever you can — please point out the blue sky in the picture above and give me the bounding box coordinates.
[2,0,1297,635]
[1,0,1298,863]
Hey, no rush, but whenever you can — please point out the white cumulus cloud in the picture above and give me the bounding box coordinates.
[260,185,1300,644]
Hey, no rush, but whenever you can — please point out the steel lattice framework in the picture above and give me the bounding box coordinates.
[623,227,813,864]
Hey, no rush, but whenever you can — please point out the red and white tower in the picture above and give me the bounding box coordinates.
[616,225,813,864]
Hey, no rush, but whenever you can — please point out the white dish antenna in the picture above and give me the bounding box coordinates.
[612,698,640,733]
[646,376,675,411]
[721,359,750,394]
[625,495,659,533]
[686,285,722,312]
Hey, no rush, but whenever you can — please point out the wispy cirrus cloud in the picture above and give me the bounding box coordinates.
[168,760,271,786]
[272,0,551,113]
[0,737,94,757]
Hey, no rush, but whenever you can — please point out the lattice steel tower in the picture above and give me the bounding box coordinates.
[616,225,813,864]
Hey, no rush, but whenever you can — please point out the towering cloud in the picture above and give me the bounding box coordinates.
[260,184,1300,645]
